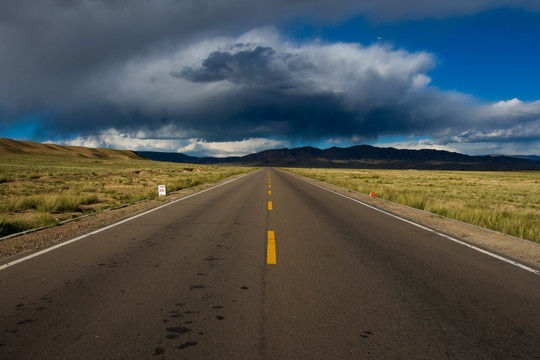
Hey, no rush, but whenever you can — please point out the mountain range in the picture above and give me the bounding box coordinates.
[1,137,538,170]
[138,145,540,170]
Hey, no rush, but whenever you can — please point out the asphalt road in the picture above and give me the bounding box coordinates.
[1,168,539,359]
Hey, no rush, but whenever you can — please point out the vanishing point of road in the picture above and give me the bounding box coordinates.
[1,168,539,359]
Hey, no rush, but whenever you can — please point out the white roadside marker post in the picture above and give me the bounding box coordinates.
[158,184,166,196]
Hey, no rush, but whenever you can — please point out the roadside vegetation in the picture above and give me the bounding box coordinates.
[0,154,254,237]
[287,168,540,243]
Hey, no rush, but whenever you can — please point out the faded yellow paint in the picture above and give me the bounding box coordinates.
[267,230,276,264]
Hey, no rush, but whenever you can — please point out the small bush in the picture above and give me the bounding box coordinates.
[0,218,27,237]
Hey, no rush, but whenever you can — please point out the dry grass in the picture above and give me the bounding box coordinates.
[286,168,540,243]
[0,154,255,237]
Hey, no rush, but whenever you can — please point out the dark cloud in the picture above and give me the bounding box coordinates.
[0,0,539,155]
[173,47,283,85]
[21,27,539,154]
[0,0,273,114]
[1,0,537,114]
[163,37,443,142]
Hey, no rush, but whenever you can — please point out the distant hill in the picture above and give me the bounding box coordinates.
[135,151,230,164]
[139,145,540,170]
[137,151,240,165]
[508,154,540,162]
[2,137,537,170]
[0,138,145,160]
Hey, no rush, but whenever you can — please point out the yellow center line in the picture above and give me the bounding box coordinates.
[267,173,275,264]
[267,230,276,264]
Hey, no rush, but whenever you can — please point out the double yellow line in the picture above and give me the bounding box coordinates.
[267,171,276,264]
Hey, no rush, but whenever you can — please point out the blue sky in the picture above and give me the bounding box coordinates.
[1,1,539,157]
[290,8,540,101]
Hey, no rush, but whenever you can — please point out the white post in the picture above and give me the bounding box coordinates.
[158,184,166,196]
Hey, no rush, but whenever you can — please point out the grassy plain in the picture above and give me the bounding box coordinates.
[0,154,254,237]
[287,168,540,243]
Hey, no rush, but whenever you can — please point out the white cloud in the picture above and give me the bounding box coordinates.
[177,138,288,157]
[374,134,540,156]
[55,128,288,157]
[449,141,540,156]
[482,98,540,119]
[58,129,182,152]
[374,138,460,153]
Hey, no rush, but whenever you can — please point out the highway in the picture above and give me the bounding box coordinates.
[1,168,539,359]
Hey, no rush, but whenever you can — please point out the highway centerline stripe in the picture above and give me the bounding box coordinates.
[267,172,275,264]
[267,230,276,264]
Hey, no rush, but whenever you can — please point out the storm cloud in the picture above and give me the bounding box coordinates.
[162,32,441,142]
[1,0,540,155]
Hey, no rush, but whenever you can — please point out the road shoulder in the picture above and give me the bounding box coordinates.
[286,170,540,272]
[0,173,253,262]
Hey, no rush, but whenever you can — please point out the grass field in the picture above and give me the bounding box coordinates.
[0,154,254,237]
[286,168,540,243]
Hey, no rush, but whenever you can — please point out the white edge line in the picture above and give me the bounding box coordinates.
[0,171,257,271]
[292,173,540,277]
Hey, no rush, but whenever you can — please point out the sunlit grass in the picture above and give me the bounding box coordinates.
[0,154,255,237]
[286,168,540,243]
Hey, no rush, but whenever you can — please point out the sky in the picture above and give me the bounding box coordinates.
[1,0,540,157]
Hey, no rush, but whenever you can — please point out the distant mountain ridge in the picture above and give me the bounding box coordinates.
[139,145,540,170]
[499,154,540,162]
[1,137,537,170]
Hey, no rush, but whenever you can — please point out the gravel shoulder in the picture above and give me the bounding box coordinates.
[2,170,539,272]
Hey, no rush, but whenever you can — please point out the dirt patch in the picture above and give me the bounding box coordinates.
[291,174,540,272]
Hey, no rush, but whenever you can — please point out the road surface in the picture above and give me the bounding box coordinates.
[1,168,539,359]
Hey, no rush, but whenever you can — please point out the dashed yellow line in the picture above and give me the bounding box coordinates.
[267,230,276,264]
[267,172,276,264]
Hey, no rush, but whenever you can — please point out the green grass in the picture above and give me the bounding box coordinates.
[0,154,255,237]
[286,168,540,243]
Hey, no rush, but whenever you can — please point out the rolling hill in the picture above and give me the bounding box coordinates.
[0,138,145,160]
